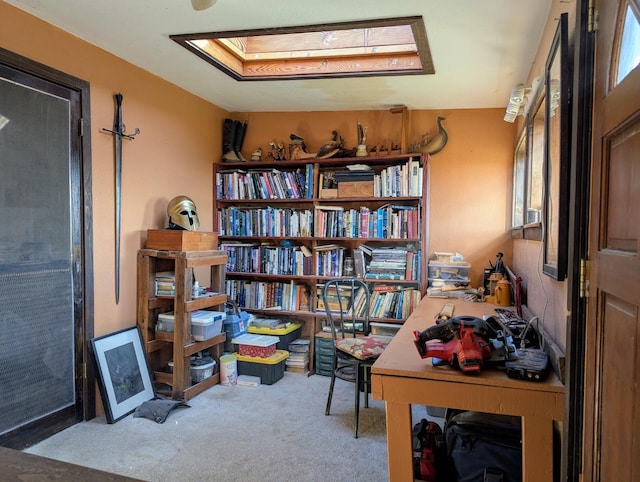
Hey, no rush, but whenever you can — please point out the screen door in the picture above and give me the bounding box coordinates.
[0,59,86,448]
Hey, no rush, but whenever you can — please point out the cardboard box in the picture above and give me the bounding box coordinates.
[338,181,374,198]
[146,229,218,251]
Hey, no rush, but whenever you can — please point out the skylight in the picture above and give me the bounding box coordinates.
[170,17,434,81]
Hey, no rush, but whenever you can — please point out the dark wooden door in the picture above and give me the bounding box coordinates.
[583,1,640,480]
[0,48,94,449]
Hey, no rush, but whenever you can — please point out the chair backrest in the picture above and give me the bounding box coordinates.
[322,278,371,342]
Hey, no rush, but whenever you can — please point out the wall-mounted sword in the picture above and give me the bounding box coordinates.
[102,93,139,304]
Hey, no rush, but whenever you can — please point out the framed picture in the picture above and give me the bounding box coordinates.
[543,12,571,280]
[91,326,155,423]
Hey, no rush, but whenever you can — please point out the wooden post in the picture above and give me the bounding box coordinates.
[390,106,410,154]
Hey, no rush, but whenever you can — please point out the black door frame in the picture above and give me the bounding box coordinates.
[564,0,594,480]
[0,46,95,449]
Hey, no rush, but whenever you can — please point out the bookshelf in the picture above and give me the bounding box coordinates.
[213,153,429,370]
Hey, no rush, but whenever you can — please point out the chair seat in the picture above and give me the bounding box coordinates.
[334,336,388,360]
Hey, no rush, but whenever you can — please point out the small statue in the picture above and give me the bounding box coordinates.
[289,133,316,160]
[266,140,287,161]
[251,147,262,162]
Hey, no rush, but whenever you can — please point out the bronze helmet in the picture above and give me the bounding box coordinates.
[167,195,200,231]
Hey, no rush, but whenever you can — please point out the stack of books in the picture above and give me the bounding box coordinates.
[154,271,175,296]
[285,338,310,373]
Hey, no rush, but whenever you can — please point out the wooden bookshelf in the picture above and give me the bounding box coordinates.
[213,153,429,372]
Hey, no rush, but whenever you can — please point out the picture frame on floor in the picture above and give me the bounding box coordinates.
[90,326,155,423]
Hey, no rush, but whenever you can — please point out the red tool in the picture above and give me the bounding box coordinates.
[413,316,493,374]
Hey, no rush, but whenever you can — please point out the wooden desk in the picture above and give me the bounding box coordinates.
[371,298,564,482]
[0,446,143,481]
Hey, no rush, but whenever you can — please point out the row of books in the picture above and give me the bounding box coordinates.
[216,164,313,200]
[359,245,422,281]
[225,280,311,312]
[219,204,419,240]
[317,283,421,320]
[375,158,423,198]
[215,158,421,201]
[220,243,313,276]
[314,204,420,239]
[218,207,314,237]
[154,271,175,296]
[314,244,346,277]
[220,240,421,280]
[368,287,422,320]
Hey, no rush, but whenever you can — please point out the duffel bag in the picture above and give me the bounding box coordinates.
[445,410,522,482]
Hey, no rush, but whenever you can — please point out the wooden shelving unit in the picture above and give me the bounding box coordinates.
[137,248,227,400]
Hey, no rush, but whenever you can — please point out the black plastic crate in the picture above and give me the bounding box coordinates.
[236,350,288,385]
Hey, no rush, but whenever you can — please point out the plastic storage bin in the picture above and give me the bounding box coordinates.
[236,350,289,385]
[248,323,302,350]
[232,333,279,358]
[190,358,216,383]
[428,261,471,281]
[168,357,216,384]
[191,310,224,341]
[157,310,224,341]
[223,301,249,344]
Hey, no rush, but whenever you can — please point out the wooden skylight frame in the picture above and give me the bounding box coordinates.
[170,16,434,81]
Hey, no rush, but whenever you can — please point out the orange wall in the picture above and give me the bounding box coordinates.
[236,109,516,285]
[1,3,228,337]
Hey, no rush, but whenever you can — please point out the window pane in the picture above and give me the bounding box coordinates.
[512,129,527,227]
[616,5,640,84]
[528,96,545,223]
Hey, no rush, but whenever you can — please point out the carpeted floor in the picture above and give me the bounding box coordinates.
[25,372,435,481]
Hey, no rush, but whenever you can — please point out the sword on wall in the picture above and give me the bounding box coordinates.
[102,93,139,304]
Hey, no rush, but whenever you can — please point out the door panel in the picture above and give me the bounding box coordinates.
[584,0,640,480]
[0,49,93,449]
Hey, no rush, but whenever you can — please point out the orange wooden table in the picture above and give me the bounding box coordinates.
[371,297,564,482]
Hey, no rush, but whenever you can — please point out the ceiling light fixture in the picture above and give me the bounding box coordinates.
[191,0,216,11]
[504,83,531,123]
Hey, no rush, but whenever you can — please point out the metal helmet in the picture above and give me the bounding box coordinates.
[167,196,200,231]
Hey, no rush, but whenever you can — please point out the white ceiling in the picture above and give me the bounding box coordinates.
[6,0,551,112]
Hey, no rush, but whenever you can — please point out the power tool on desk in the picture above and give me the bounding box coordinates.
[413,315,518,375]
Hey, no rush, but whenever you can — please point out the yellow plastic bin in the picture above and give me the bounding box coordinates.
[248,323,302,350]
[236,350,289,385]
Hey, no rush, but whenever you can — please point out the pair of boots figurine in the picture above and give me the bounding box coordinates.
[222,118,248,162]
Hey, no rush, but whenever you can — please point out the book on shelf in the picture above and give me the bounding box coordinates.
[353,248,366,278]
[154,271,176,296]
[364,272,405,280]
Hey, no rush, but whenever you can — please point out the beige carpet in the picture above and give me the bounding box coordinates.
[25,372,434,481]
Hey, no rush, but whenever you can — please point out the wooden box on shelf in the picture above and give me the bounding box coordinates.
[319,188,338,199]
[338,181,374,198]
[146,230,218,251]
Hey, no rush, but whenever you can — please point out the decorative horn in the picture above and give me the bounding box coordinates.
[420,116,448,155]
